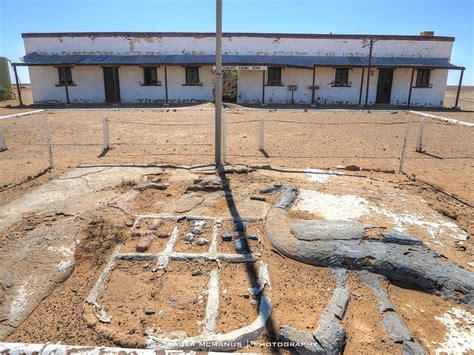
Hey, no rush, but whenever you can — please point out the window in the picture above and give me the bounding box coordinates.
[415,69,431,88]
[334,68,349,87]
[185,67,200,85]
[143,67,159,86]
[267,67,282,86]
[57,67,73,86]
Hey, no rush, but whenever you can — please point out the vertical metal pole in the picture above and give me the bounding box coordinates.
[63,66,70,104]
[12,64,23,106]
[311,65,316,105]
[0,131,7,152]
[358,67,365,105]
[164,65,169,104]
[214,0,223,166]
[103,116,110,150]
[454,69,464,109]
[222,110,227,162]
[259,115,265,151]
[398,116,412,174]
[43,114,54,169]
[364,39,373,107]
[261,70,266,105]
[415,118,426,153]
[407,67,415,108]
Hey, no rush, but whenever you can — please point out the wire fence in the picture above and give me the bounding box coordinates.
[0,109,472,201]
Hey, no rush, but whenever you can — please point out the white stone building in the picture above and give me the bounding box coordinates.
[13,32,465,107]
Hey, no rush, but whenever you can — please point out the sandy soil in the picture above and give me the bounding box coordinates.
[3,167,472,353]
[0,108,472,207]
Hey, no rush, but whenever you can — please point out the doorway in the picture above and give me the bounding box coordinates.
[222,69,238,102]
[103,67,121,103]
[376,69,394,104]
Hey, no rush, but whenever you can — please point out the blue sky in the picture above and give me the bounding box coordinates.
[1,0,472,85]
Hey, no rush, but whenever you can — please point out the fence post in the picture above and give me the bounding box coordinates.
[43,113,54,169]
[415,117,426,153]
[398,116,412,174]
[0,131,7,152]
[222,110,227,163]
[259,115,265,151]
[103,116,110,150]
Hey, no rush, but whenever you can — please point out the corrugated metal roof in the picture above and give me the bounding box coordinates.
[18,52,464,69]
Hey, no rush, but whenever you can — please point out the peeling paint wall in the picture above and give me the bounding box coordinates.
[24,35,453,58]
[24,34,453,106]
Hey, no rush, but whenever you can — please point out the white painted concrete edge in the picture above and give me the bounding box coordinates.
[0,109,44,120]
[410,111,474,127]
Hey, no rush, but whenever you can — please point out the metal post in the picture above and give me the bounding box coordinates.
[222,110,227,162]
[407,67,415,108]
[0,131,7,152]
[454,68,464,109]
[364,39,374,107]
[103,116,110,150]
[358,67,365,106]
[63,66,70,104]
[311,65,316,105]
[259,115,265,151]
[398,116,412,174]
[214,0,223,166]
[164,65,169,105]
[12,64,23,106]
[43,114,54,169]
[415,118,426,153]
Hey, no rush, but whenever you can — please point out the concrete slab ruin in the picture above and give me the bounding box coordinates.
[0,164,472,353]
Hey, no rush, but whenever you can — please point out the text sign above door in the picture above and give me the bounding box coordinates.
[213,65,267,70]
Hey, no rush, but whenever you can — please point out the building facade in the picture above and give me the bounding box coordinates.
[15,32,464,107]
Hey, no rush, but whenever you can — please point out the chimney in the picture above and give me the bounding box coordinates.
[420,31,434,37]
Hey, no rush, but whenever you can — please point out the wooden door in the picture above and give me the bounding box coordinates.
[103,67,121,103]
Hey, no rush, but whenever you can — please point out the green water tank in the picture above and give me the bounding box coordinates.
[0,57,12,100]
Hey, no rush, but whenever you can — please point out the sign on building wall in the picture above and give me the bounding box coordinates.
[213,65,267,70]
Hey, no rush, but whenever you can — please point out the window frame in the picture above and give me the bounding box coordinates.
[184,66,201,86]
[142,67,160,86]
[415,69,431,88]
[56,66,75,86]
[333,68,350,87]
[266,67,283,86]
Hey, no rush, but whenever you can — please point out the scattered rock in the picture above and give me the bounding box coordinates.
[136,236,154,252]
[133,182,168,191]
[21,225,34,231]
[149,222,161,230]
[96,307,112,323]
[409,173,417,182]
[183,233,194,242]
[192,270,203,276]
[196,238,209,246]
[186,176,223,192]
[157,232,170,238]
[192,227,203,235]
[250,195,266,201]
[454,241,466,251]
[234,238,246,253]
[246,233,258,241]
[222,232,232,241]
[344,164,360,171]
[144,308,156,315]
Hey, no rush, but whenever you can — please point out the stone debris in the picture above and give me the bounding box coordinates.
[136,236,154,253]
[278,325,325,354]
[186,176,223,192]
[222,232,232,242]
[250,195,266,202]
[133,182,168,191]
[246,233,258,241]
[234,238,247,253]
[403,340,425,355]
[192,227,203,235]
[196,238,209,246]
[183,233,194,243]
[96,307,112,323]
[157,232,170,238]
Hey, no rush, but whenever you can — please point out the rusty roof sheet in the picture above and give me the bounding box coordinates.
[18,52,464,70]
